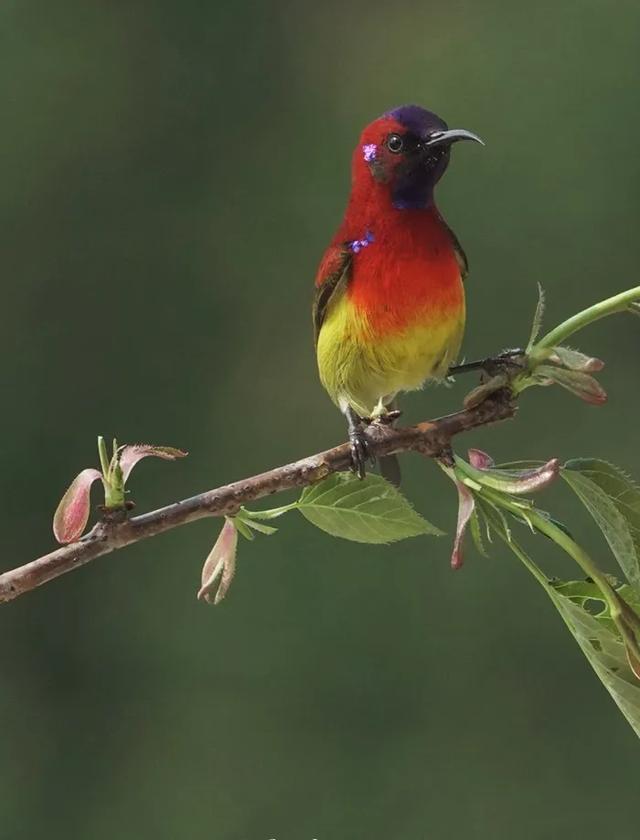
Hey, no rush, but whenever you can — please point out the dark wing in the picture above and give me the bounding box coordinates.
[312,244,352,345]
[437,211,469,281]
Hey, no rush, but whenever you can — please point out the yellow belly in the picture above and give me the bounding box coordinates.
[317,293,465,417]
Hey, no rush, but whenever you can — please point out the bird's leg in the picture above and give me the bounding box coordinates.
[368,399,402,486]
[344,405,369,480]
[448,348,526,377]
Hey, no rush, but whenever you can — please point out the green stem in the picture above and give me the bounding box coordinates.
[488,522,554,590]
[483,486,640,663]
[531,286,640,358]
[97,436,110,478]
[239,502,299,521]
[97,435,125,509]
[485,524,631,673]
[528,510,617,605]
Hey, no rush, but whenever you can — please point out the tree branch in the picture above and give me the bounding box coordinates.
[0,391,516,603]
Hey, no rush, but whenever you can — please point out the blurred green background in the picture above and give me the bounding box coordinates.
[1,1,639,837]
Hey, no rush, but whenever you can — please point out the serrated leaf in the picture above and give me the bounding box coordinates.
[550,579,614,631]
[619,583,640,615]
[234,508,279,536]
[552,578,609,605]
[233,518,256,541]
[118,444,187,483]
[296,472,442,544]
[469,508,489,558]
[548,584,640,738]
[484,517,640,738]
[242,519,278,535]
[562,459,640,590]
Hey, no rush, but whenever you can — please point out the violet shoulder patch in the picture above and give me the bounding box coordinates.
[362,143,377,162]
[349,230,375,254]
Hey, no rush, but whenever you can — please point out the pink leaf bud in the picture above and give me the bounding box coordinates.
[451,479,475,570]
[549,346,605,373]
[53,468,104,544]
[468,449,494,470]
[197,518,238,605]
[536,366,607,405]
[118,444,187,483]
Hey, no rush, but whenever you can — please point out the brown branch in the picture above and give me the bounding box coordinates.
[0,391,516,603]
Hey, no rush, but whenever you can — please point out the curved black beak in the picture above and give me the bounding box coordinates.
[425,128,484,148]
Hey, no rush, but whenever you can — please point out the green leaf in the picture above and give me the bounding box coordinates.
[241,518,278,535]
[548,583,640,738]
[469,509,488,557]
[239,503,297,521]
[234,509,280,538]
[296,472,442,544]
[551,576,640,640]
[233,518,256,541]
[476,497,512,543]
[527,282,546,350]
[550,578,616,633]
[478,502,640,738]
[619,583,640,615]
[552,578,607,604]
[562,459,640,591]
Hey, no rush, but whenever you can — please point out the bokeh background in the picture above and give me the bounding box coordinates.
[1,1,639,837]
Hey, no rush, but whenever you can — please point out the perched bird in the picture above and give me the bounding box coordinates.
[313,104,482,482]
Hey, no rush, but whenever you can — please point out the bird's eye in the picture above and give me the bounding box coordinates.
[386,133,404,154]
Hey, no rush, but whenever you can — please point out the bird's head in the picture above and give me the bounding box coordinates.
[354,104,483,210]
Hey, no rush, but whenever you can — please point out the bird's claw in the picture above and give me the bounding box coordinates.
[349,429,370,479]
[362,408,402,425]
[374,409,402,425]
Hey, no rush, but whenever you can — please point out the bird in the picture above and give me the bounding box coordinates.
[313,104,483,484]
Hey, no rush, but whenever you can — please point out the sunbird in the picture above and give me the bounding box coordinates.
[313,104,483,482]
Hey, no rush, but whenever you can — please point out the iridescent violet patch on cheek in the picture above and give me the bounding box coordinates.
[362,143,377,162]
[349,230,375,254]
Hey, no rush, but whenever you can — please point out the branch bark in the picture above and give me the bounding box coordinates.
[0,391,516,603]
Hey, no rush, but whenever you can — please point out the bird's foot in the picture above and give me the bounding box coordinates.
[362,408,402,426]
[344,406,376,479]
[374,409,402,425]
[349,428,370,480]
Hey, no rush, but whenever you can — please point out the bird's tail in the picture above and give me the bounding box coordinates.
[379,454,401,487]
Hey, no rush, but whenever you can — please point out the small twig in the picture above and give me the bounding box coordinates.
[0,391,516,603]
[448,348,526,376]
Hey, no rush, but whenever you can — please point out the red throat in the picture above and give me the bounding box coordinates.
[337,202,464,337]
